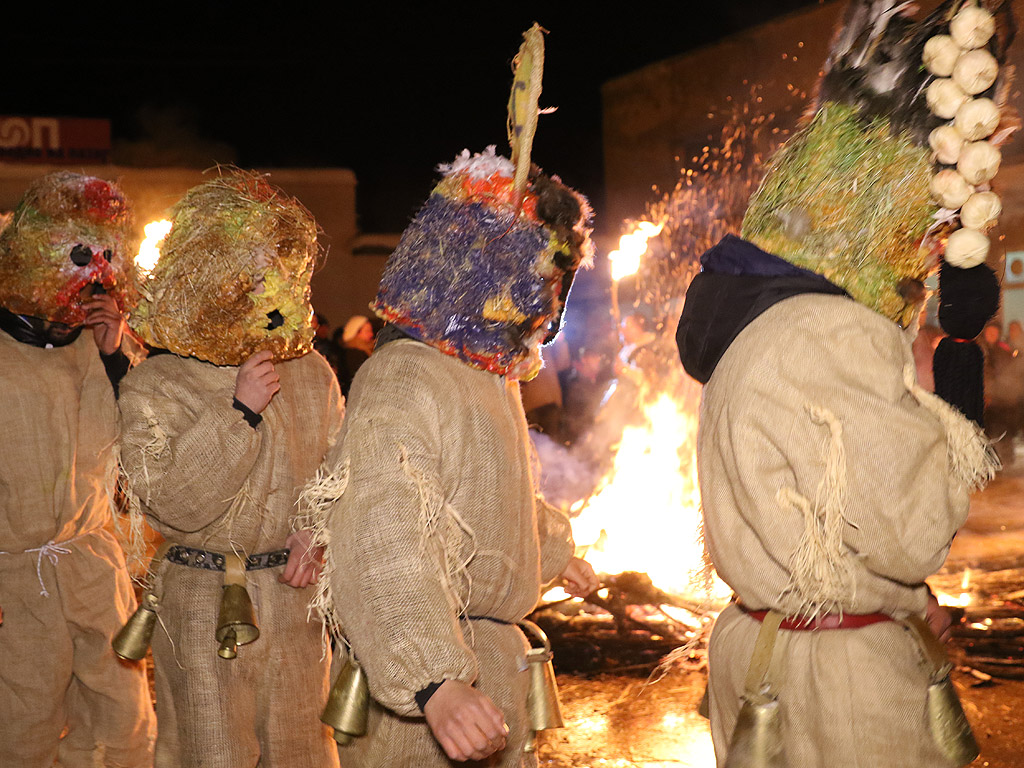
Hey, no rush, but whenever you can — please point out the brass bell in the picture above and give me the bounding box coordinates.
[112,592,160,661]
[519,620,564,753]
[927,673,979,766]
[215,554,259,660]
[321,657,370,745]
[724,695,786,768]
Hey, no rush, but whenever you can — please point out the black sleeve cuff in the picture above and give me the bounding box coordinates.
[232,398,262,428]
[415,681,445,713]
[100,349,131,397]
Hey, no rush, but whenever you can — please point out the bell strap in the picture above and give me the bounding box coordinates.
[224,553,247,588]
[743,610,784,703]
[902,614,954,682]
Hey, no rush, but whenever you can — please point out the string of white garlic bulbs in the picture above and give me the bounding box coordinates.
[923,2,1001,269]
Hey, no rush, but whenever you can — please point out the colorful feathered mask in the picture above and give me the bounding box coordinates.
[0,172,134,325]
[128,170,319,366]
[374,24,593,380]
[374,147,593,380]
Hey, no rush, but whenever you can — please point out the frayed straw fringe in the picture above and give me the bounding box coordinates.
[106,439,147,579]
[296,460,350,648]
[778,404,853,620]
[399,445,476,620]
[903,365,999,492]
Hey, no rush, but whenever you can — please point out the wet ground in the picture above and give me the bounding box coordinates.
[538,461,1024,768]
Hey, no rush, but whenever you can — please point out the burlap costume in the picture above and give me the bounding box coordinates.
[321,338,575,767]
[118,351,343,768]
[0,329,154,767]
[692,291,984,767]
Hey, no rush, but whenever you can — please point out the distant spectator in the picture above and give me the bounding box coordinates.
[981,321,1023,466]
[561,346,611,445]
[312,311,343,379]
[520,345,564,441]
[337,315,376,395]
[1008,320,1024,354]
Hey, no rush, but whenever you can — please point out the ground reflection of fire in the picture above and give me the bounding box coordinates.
[569,394,728,601]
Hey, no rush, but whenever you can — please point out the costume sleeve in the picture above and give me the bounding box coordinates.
[723,312,967,590]
[536,497,575,583]
[119,364,263,533]
[328,353,477,717]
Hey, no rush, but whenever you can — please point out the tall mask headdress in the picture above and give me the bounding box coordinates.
[0,172,135,325]
[373,24,594,380]
[128,170,320,366]
[741,0,1016,423]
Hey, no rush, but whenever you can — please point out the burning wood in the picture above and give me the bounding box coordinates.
[532,572,720,674]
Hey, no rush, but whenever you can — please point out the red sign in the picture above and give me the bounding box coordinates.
[0,116,111,164]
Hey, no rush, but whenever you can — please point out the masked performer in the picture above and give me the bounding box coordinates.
[302,26,599,768]
[0,172,154,767]
[677,2,1014,766]
[118,171,343,768]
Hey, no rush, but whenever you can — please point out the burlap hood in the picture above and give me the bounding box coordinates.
[677,235,848,384]
[373,147,593,380]
[0,172,135,325]
[128,171,318,366]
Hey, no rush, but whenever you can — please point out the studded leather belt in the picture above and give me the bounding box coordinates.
[165,544,290,572]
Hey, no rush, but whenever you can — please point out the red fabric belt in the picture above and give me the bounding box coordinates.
[739,604,893,631]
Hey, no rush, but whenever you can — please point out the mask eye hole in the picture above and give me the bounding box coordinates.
[102,249,113,262]
[70,244,92,266]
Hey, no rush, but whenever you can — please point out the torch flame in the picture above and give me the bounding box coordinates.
[135,219,172,277]
[609,220,664,281]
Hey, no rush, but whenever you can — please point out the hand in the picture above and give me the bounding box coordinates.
[424,680,508,762]
[235,351,280,414]
[83,295,124,355]
[561,556,599,598]
[926,591,953,644]
[279,529,323,588]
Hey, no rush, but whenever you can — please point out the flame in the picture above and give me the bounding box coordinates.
[609,220,664,281]
[135,219,172,277]
[935,568,972,607]
[570,394,729,600]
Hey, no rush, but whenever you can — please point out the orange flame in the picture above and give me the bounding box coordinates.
[570,394,729,600]
[609,220,664,281]
[135,219,172,277]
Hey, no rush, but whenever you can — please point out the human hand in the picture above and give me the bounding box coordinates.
[279,529,323,588]
[83,294,124,355]
[235,351,280,414]
[561,556,599,598]
[424,680,508,762]
[926,591,953,644]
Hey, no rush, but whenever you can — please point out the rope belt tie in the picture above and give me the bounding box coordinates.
[0,535,87,597]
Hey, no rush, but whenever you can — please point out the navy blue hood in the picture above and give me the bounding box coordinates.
[676,235,848,384]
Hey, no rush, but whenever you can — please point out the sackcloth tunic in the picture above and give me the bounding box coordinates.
[699,294,973,767]
[118,351,343,768]
[325,339,575,768]
[0,330,155,767]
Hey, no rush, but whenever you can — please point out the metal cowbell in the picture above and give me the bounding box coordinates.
[724,695,786,768]
[520,619,564,753]
[112,592,160,661]
[927,674,980,767]
[216,583,259,659]
[321,657,370,745]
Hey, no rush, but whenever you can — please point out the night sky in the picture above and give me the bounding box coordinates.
[6,2,822,233]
